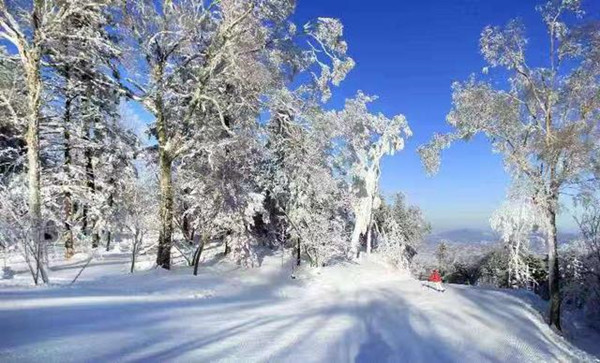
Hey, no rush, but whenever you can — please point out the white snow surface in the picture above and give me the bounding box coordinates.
[0,251,597,363]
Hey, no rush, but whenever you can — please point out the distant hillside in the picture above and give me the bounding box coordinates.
[425,228,497,246]
[422,228,580,255]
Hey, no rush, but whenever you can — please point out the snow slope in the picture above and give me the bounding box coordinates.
[0,251,596,362]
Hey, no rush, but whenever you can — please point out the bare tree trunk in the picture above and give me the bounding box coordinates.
[182,211,194,244]
[366,225,373,254]
[157,154,173,269]
[83,108,100,249]
[105,176,115,252]
[106,231,112,251]
[181,188,194,244]
[223,239,231,256]
[193,234,206,276]
[296,237,301,266]
[350,225,361,259]
[24,1,48,284]
[155,95,173,269]
[82,203,88,235]
[547,202,562,331]
[63,67,74,258]
[63,137,74,257]
[130,229,140,273]
[84,144,99,248]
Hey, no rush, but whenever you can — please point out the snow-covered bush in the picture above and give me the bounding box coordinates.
[373,193,430,269]
[414,240,547,289]
[224,192,267,268]
[119,166,159,273]
[561,241,589,309]
[0,177,28,252]
[0,175,50,284]
[490,198,548,289]
[561,203,600,326]
[477,246,510,287]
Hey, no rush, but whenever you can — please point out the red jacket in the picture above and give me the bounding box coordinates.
[428,271,442,283]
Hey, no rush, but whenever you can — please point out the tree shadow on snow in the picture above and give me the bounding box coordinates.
[0,267,590,362]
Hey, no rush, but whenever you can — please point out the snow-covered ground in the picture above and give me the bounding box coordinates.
[0,249,597,362]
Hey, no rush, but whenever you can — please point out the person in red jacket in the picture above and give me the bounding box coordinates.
[427,269,445,292]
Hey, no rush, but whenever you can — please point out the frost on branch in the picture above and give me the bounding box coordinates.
[304,17,355,101]
[417,133,455,176]
[480,20,527,70]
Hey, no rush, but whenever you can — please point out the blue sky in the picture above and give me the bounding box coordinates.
[290,0,600,232]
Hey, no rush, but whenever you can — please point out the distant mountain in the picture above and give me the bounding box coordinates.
[557,231,579,245]
[422,228,581,255]
[425,228,497,246]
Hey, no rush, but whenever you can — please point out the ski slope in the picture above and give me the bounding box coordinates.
[0,251,596,362]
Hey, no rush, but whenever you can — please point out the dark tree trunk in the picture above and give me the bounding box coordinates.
[82,93,99,249]
[82,203,88,234]
[63,93,74,258]
[62,32,74,259]
[182,212,191,241]
[84,144,99,248]
[193,234,206,276]
[182,215,195,244]
[224,240,231,256]
[105,176,115,252]
[155,83,173,269]
[156,153,173,269]
[296,237,301,266]
[181,187,193,243]
[547,201,562,331]
[106,231,112,252]
[130,230,140,274]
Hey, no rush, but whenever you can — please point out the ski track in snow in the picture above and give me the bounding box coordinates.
[0,253,597,363]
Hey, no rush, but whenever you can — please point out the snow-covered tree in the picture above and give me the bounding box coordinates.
[490,198,548,288]
[436,240,449,272]
[0,176,38,282]
[331,93,411,258]
[0,0,52,283]
[118,0,355,269]
[40,0,123,256]
[562,199,600,321]
[0,50,27,178]
[261,90,353,267]
[373,193,430,269]
[165,11,355,269]
[0,0,122,282]
[418,0,600,330]
[0,0,429,283]
[120,164,158,273]
[118,0,210,269]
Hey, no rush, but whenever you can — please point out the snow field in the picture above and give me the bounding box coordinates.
[0,252,596,362]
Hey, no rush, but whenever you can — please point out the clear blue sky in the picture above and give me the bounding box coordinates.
[291,0,599,232]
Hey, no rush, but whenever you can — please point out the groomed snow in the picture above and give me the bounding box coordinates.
[0,251,596,362]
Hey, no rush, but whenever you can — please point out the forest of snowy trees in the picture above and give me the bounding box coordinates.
[0,0,599,339]
[0,0,424,280]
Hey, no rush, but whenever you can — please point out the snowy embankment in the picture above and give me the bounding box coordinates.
[0,250,596,362]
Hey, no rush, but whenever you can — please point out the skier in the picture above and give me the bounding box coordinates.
[427,269,445,292]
